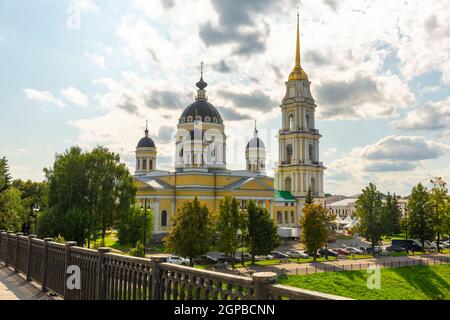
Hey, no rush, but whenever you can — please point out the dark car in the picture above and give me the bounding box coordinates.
[362,246,382,255]
[386,245,406,252]
[218,254,242,264]
[196,255,218,265]
[391,239,423,251]
[317,248,338,257]
[270,251,290,259]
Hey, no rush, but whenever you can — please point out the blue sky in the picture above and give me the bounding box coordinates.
[1,0,449,196]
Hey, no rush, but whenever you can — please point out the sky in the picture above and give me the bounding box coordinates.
[0,0,449,196]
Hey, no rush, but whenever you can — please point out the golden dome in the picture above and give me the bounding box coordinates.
[289,66,309,81]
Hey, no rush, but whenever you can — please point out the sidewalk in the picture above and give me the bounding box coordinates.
[0,265,54,300]
[235,253,450,277]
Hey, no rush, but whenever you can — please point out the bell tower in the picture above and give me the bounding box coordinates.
[275,10,325,201]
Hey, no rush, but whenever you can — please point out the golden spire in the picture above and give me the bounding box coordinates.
[289,7,308,81]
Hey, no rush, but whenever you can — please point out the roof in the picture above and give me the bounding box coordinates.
[329,198,357,207]
[179,100,223,125]
[275,190,297,202]
[137,136,156,148]
[246,136,265,149]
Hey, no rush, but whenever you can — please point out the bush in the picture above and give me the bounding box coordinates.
[129,241,145,257]
[53,234,66,244]
[118,206,153,247]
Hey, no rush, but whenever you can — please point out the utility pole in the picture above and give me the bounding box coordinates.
[143,198,147,246]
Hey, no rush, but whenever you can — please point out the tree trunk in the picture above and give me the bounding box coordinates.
[251,254,256,265]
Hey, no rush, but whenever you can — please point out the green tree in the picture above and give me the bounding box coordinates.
[407,183,434,252]
[246,201,279,265]
[429,177,449,252]
[382,193,402,237]
[215,196,244,268]
[164,197,213,266]
[355,183,384,252]
[305,186,314,205]
[118,206,153,247]
[0,157,12,193]
[300,204,331,261]
[41,146,136,245]
[0,187,25,232]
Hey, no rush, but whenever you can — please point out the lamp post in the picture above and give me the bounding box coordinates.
[237,229,244,266]
[141,198,148,247]
[33,203,40,235]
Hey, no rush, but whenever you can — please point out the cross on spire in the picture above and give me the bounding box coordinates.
[144,120,149,136]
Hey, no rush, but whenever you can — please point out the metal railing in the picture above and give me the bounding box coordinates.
[0,231,349,300]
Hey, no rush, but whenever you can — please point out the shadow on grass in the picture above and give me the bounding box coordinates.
[391,266,450,300]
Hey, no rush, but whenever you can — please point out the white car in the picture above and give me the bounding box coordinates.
[345,247,364,255]
[286,250,309,259]
[167,256,189,266]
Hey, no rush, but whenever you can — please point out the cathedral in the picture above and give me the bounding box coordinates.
[134,14,325,241]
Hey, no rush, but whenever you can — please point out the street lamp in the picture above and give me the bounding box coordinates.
[140,198,148,247]
[32,203,40,235]
[237,229,244,265]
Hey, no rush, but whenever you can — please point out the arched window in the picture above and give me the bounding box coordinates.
[195,115,202,122]
[213,117,218,123]
[306,113,311,130]
[309,144,314,162]
[311,177,316,194]
[179,148,184,157]
[286,144,293,164]
[205,116,211,122]
[161,210,168,227]
[137,159,140,171]
[277,211,282,224]
[187,116,193,122]
[289,114,294,131]
[149,159,153,170]
[291,211,295,224]
[142,159,147,170]
[284,211,288,224]
[285,177,292,192]
[181,117,186,123]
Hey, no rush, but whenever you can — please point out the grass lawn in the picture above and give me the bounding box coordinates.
[336,234,354,240]
[279,264,450,300]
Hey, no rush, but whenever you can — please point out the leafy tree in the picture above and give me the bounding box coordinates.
[407,183,434,252]
[382,193,402,237]
[305,187,314,205]
[246,201,279,265]
[129,242,146,257]
[164,197,213,266]
[215,196,244,268]
[0,157,11,193]
[355,183,384,252]
[41,146,136,245]
[429,177,449,252]
[300,204,331,260]
[12,179,48,234]
[0,187,25,232]
[118,206,153,247]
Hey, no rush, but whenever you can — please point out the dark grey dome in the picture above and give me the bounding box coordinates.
[246,137,265,149]
[179,100,223,125]
[137,136,155,148]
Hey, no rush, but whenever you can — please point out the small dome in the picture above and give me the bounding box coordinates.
[246,137,265,149]
[137,136,155,148]
[179,100,223,125]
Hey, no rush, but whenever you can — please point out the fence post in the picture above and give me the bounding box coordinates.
[63,241,77,300]
[41,238,52,293]
[151,254,169,300]
[96,247,112,300]
[14,232,23,273]
[252,272,277,300]
[26,235,37,281]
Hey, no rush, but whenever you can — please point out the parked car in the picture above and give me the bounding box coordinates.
[167,256,190,266]
[361,246,382,255]
[267,251,290,261]
[344,247,364,255]
[424,241,437,252]
[218,253,242,264]
[386,245,406,253]
[235,252,252,261]
[286,250,309,259]
[335,248,350,255]
[196,255,218,265]
[317,248,338,257]
[392,239,423,251]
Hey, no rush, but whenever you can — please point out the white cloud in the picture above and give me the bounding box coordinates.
[61,86,89,107]
[84,51,106,68]
[23,89,67,108]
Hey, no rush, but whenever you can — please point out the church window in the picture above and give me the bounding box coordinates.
[311,177,316,194]
[142,159,147,170]
[181,117,185,123]
[195,115,202,121]
[304,82,310,97]
[284,211,288,224]
[150,159,153,170]
[213,117,218,123]
[289,114,295,131]
[187,116,193,122]
[289,82,295,98]
[161,210,168,227]
[309,144,314,162]
[291,211,295,223]
[137,159,140,171]
[277,211,282,224]
[284,177,292,192]
[286,144,293,164]
[205,116,211,122]
[306,113,312,130]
